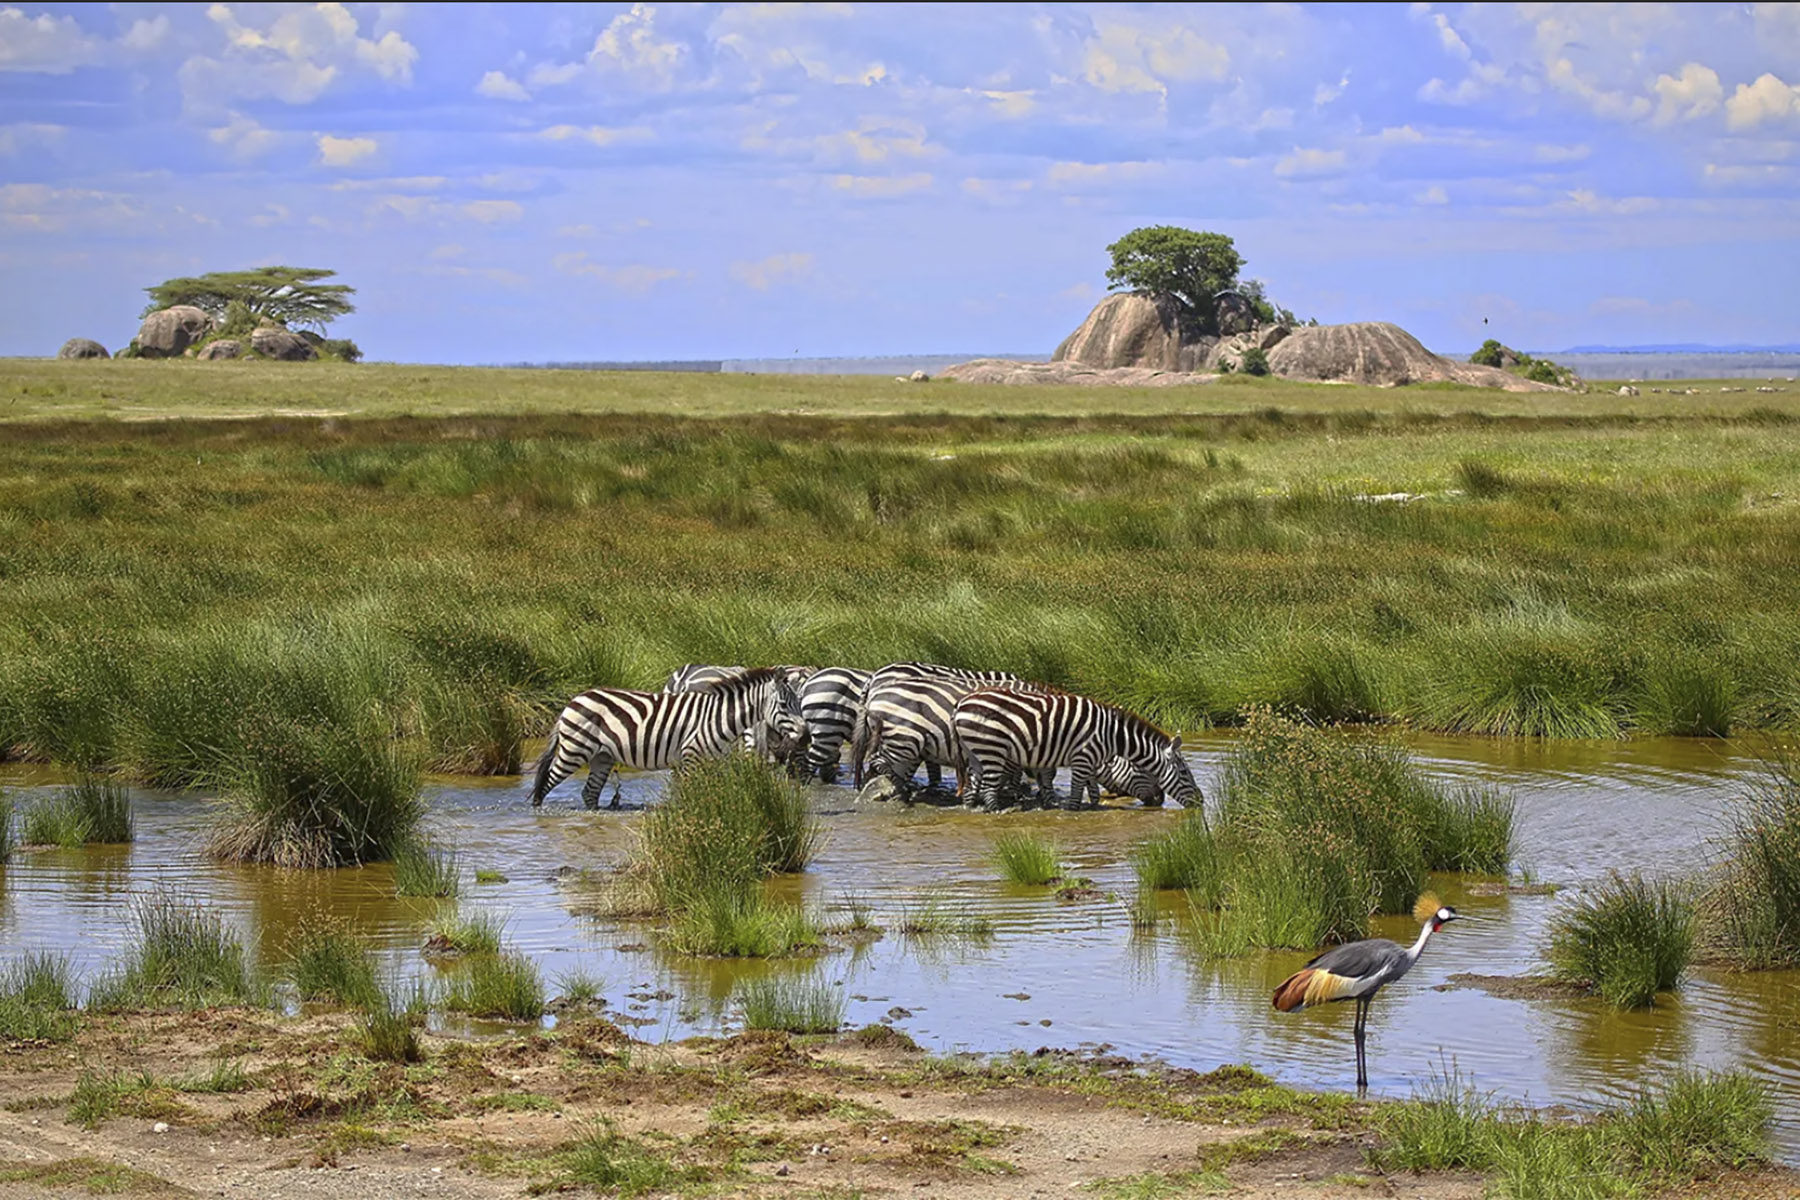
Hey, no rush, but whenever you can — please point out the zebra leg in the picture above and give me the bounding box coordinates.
[926,761,943,791]
[1033,767,1056,808]
[580,754,616,811]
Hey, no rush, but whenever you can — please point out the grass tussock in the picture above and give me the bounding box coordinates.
[287,917,380,1008]
[441,950,545,1022]
[1168,711,1512,954]
[358,985,427,1063]
[990,831,1063,886]
[0,951,79,1043]
[86,895,261,1012]
[896,893,995,940]
[424,908,505,958]
[1546,873,1695,1008]
[1706,750,1800,969]
[555,1118,700,1197]
[20,775,132,847]
[1375,1067,1770,1195]
[662,889,821,958]
[393,841,461,898]
[736,975,845,1034]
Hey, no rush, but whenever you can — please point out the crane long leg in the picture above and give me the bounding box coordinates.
[1354,996,1370,1092]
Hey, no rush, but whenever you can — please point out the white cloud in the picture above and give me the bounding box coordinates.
[0,182,139,233]
[329,175,447,192]
[540,124,654,147]
[247,203,289,228]
[0,6,100,73]
[317,134,378,167]
[729,252,815,290]
[1564,188,1660,215]
[828,173,932,198]
[537,2,686,92]
[208,112,280,159]
[1652,63,1723,125]
[1314,70,1351,108]
[1082,20,1229,97]
[981,90,1035,118]
[461,200,522,224]
[553,252,681,292]
[1044,160,1161,187]
[1427,11,1471,59]
[1727,73,1800,131]
[526,61,582,88]
[476,70,530,102]
[181,3,417,110]
[1375,125,1426,144]
[814,117,934,164]
[1534,142,1591,163]
[961,177,1033,203]
[1416,184,1449,205]
[120,15,169,55]
[1419,60,1506,105]
[0,122,64,155]
[1703,162,1798,186]
[1273,147,1348,178]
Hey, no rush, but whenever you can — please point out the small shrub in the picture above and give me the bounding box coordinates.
[1546,872,1693,1008]
[443,951,544,1021]
[319,338,363,363]
[990,831,1062,886]
[288,918,379,1008]
[87,895,259,1011]
[736,975,845,1034]
[393,841,461,898]
[0,951,79,1042]
[1240,346,1270,376]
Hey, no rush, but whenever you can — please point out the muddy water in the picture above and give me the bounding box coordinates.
[3,735,1798,1158]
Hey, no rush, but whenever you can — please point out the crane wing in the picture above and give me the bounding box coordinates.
[1271,938,1400,1011]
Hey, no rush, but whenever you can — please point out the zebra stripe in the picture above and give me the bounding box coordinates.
[798,666,872,782]
[951,687,1198,812]
[851,663,1029,793]
[528,667,803,809]
[661,663,745,693]
[660,663,818,770]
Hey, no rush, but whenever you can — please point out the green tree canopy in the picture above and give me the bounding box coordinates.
[1104,226,1245,334]
[142,267,356,331]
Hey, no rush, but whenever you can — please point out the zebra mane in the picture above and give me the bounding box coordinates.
[1110,702,1174,743]
[690,665,783,691]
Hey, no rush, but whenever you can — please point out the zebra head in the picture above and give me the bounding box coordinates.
[764,672,810,759]
[1153,736,1199,808]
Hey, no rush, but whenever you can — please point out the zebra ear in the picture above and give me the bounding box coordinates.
[1169,735,1183,751]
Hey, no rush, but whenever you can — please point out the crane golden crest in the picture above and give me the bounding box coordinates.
[1412,892,1444,923]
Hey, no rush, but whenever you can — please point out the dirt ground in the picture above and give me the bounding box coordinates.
[0,1011,1791,1200]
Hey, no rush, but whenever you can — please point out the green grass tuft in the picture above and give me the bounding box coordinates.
[1132,811,1218,892]
[662,889,821,958]
[1707,750,1800,969]
[557,1118,697,1196]
[442,950,545,1021]
[358,985,427,1063]
[1546,872,1694,1008]
[989,831,1062,886]
[736,975,845,1034]
[21,775,132,847]
[287,917,380,1008]
[895,893,995,939]
[393,841,461,898]
[86,894,261,1012]
[0,951,79,1043]
[424,908,505,958]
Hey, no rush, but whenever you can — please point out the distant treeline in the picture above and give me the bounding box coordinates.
[509,360,724,372]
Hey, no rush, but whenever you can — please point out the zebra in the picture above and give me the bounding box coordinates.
[798,666,872,783]
[849,663,1031,796]
[951,687,1199,813]
[528,667,806,809]
[661,663,817,772]
[661,663,745,693]
[973,753,1160,809]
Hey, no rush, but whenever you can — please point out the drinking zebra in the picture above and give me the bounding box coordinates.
[798,666,872,783]
[952,687,1198,813]
[850,662,1031,796]
[661,663,817,771]
[661,663,745,693]
[529,667,806,809]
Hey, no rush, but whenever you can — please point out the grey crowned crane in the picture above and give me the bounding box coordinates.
[1271,893,1462,1090]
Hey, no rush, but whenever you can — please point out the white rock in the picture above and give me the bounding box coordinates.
[153,1122,170,1133]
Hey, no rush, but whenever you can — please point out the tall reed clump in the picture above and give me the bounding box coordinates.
[87,895,261,1011]
[736,975,845,1034]
[287,917,380,1008]
[630,753,822,958]
[207,710,423,869]
[989,831,1062,886]
[21,774,133,847]
[0,951,80,1042]
[1179,710,1513,955]
[1374,1067,1770,1193]
[1705,750,1800,968]
[393,841,461,898]
[1546,872,1694,1008]
[358,982,428,1063]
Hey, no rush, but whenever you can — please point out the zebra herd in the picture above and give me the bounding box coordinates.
[527,660,1200,814]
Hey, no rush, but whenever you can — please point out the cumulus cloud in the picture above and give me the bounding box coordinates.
[553,251,681,291]
[120,15,169,55]
[827,173,932,198]
[181,3,418,110]
[209,112,280,159]
[814,117,935,164]
[1726,73,1800,130]
[533,3,687,93]
[1082,19,1229,97]
[1416,184,1449,205]
[1044,161,1161,186]
[540,124,654,147]
[1652,63,1723,125]
[317,134,377,167]
[981,90,1035,118]
[476,70,530,102]
[1314,70,1351,108]
[1273,147,1348,178]
[461,200,522,224]
[0,6,100,73]
[1534,142,1591,163]
[729,252,815,290]
[0,122,65,155]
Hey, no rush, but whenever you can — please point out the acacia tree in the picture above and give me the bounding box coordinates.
[142,267,356,331]
[1104,226,1245,334]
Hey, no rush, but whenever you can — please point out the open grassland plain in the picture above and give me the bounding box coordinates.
[0,1010,1788,1200]
[5,363,1800,796]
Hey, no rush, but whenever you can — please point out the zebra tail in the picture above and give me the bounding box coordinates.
[528,728,562,806]
[848,709,871,790]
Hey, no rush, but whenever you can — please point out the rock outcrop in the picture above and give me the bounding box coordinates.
[1266,322,1561,390]
[58,337,109,359]
[938,359,1217,387]
[197,339,243,360]
[1052,292,1215,372]
[134,306,214,358]
[1210,323,1292,372]
[250,326,317,361]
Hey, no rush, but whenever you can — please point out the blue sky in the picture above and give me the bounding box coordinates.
[1,2,1795,362]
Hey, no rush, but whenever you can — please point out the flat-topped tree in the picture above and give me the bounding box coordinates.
[1104,226,1245,335]
[142,266,356,332]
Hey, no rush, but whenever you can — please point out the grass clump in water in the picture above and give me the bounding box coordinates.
[287,917,380,1008]
[634,752,820,911]
[424,908,505,957]
[1546,872,1694,1008]
[1176,710,1514,954]
[86,895,261,1011]
[21,775,133,847]
[392,841,461,898]
[896,893,995,939]
[0,951,79,1042]
[990,831,1062,885]
[1706,750,1800,968]
[442,950,545,1021]
[662,889,821,958]
[207,713,423,869]
[0,793,12,863]
[736,974,845,1034]
[358,985,427,1063]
